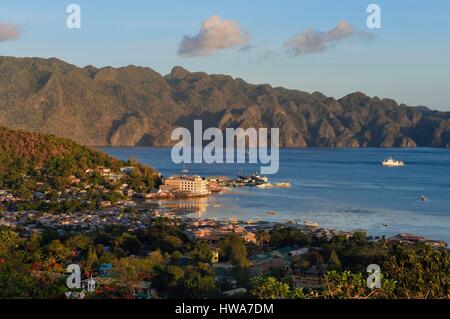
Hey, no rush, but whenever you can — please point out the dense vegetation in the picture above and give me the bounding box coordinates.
[1,56,450,147]
[1,222,448,299]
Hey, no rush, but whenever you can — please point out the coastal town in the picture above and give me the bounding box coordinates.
[1,168,448,299]
[1,165,447,250]
[1,154,449,299]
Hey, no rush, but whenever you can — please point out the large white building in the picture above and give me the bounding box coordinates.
[163,176,210,195]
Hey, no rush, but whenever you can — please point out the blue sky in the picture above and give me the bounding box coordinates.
[1,0,449,110]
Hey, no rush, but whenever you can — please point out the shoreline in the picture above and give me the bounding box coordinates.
[152,201,449,249]
[100,147,450,245]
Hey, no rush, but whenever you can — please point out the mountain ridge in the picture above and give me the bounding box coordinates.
[0,55,449,147]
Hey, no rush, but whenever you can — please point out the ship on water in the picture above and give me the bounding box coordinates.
[256,182,291,189]
[382,157,405,167]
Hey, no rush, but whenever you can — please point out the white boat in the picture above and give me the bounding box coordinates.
[256,182,291,189]
[382,157,405,167]
[304,221,320,228]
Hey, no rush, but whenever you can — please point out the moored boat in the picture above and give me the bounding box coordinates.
[382,157,405,167]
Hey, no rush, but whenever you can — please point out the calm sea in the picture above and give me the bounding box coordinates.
[102,147,450,242]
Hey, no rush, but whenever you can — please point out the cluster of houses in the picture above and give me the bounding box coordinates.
[0,208,169,235]
[0,190,18,203]
[186,220,257,244]
[387,232,448,249]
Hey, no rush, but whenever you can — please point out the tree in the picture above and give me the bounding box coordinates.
[250,276,290,299]
[114,233,143,256]
[153,265,185,295]
[269,226,308,247]
[85,245,98,272]
[65,234,93,251]
[191,240,213,263]
[46,240,72,266]
[113,251,164,293]
[161,235,183,252]
[176,263,219,298]
[352,231,368,245]
[0,230,21,255]
[220,235,249,267]
[327,250,342,271]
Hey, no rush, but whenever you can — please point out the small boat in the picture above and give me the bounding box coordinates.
[256,182,291,189]
[266,211,277,216]
[382,157,405,167]
[304,221,320,228]
[420,195,428,202]
[273,182,291,188]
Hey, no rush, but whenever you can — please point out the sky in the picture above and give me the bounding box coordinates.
[0,0,449,110]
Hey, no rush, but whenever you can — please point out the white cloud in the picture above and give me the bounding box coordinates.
[0,23,21,42]
[284,20,374,56]
[178,16,249,57]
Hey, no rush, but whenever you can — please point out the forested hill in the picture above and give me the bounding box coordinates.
[0,126,121,173]
[0,56,449,147]
[0,126,158,196]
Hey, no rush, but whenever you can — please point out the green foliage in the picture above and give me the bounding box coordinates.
[65,234,93,251]
[250,276,290,299]
[322,270,396,299]
[191,240,213,263]
[138,219,188,253]
[46,240,72,265]
[383,244,450,299]
[112,251,164,289]
[250,275,309,299]
[327,250,342,271]
[176,263,219,298]
[0,230,21,255]
[1,218,449,299]
[85,245,99,271]
[323,234,389,272]
[154,265,185,292]
[219,234,250,267]
[269,226,309,248]
[154,262,219,298]
[114,233,143,256]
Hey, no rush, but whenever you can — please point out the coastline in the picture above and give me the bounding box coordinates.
[150,197,449,248]
[101,147,450,244]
